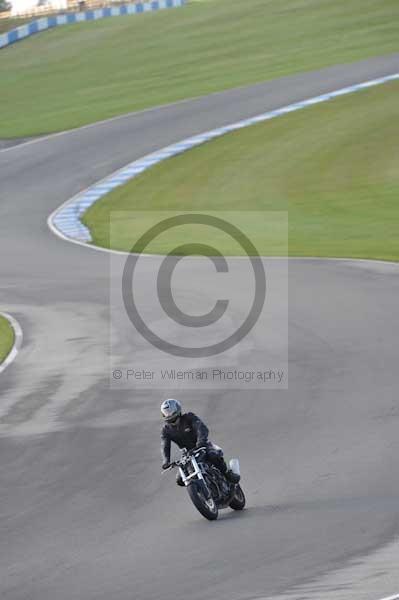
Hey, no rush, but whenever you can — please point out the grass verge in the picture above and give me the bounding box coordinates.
[0,0,398,137]
[82,80,399,260]
[0,315,15,365]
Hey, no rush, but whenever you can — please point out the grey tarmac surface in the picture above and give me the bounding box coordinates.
[1,54,399,600]
[0,138,38,150]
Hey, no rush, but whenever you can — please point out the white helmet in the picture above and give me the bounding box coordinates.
[161,399,182,424]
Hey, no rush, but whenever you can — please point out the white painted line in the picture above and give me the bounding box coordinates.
[377,595,399,600]
[47,71,399,254]
[0,312,23,374]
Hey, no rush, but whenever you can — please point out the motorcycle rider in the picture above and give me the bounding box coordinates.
[160,399,239,485]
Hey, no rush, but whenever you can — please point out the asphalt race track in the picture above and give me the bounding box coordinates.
[1,54,399,600]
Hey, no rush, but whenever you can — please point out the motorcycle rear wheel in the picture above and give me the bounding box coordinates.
[229,484,246,510]
[188,481,218,520]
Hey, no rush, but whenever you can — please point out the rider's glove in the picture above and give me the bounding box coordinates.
[162,461,170,470]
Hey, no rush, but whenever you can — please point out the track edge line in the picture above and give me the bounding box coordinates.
[47,72,399,267]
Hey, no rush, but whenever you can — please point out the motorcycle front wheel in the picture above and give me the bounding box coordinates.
[187,481,218,520]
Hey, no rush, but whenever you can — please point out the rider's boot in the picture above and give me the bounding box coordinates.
[176,473,185,487]
[218,458,240,484]
[208,449,240,484]
[225,468,240,484]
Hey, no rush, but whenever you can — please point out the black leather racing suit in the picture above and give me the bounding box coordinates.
[161,412,227,476]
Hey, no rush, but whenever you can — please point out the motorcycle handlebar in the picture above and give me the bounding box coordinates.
[178,446,207,459]
[191,446,207,455]
[161,446,207,473]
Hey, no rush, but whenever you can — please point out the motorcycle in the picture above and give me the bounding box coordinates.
[163,446,246,520]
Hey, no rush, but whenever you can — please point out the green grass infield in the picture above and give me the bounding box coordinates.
[82,80,399,261]
[0,0,398,137]
[0,315,15,365]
